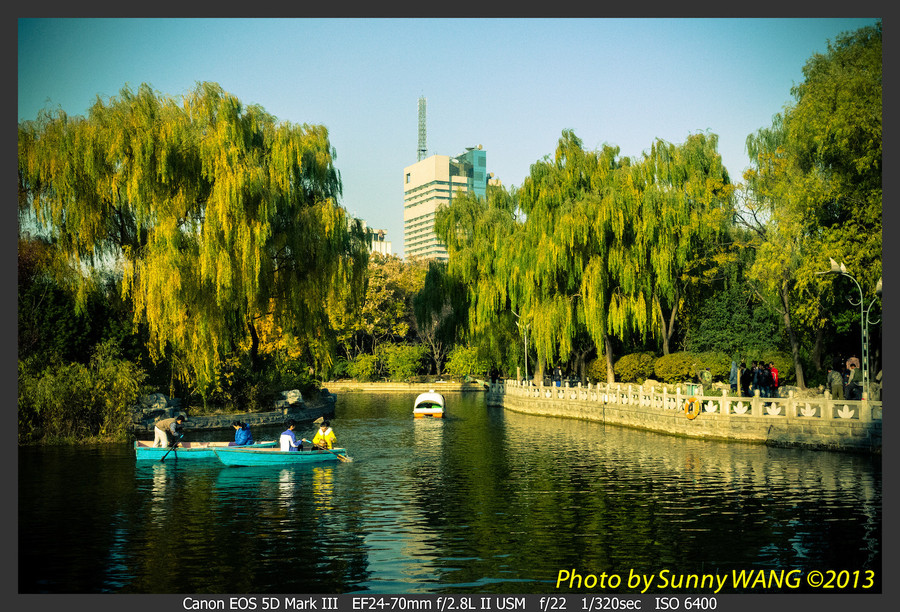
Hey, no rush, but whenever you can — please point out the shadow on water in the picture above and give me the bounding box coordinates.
[19,392,881,593]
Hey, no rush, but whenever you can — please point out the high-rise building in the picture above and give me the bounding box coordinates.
[403,145,488,261]
[356,219,393,257]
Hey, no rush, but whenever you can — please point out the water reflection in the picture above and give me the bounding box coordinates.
[18,393,881,594]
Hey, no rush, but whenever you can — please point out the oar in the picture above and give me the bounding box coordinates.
[302,438,351,462]
[160,435,183,462]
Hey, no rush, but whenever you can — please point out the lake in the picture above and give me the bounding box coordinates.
[18,391,881,594]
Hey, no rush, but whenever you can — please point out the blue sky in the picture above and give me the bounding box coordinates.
[18,17,880,258]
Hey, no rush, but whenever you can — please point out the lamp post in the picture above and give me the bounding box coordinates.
[818,258,882,400]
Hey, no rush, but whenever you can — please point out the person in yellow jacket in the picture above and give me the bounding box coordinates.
[311,420,337,450]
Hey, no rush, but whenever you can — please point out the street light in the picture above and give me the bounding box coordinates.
[818,258,882,400]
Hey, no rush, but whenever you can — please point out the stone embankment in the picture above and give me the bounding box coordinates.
[321,380,487,393]
[488,380,882,453]
[130,388,337,435]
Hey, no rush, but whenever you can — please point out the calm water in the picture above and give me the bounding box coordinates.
[18,392,881,594]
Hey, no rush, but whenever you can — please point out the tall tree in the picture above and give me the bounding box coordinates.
[331,254,427,362]
[738,20,882,386]
[634,134,734,355]
[18,82,368,396]
[435,130,732,384]
[432,182,523,373]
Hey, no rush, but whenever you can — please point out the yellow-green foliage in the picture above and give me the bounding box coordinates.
[18,82,369,397]
[584,356,608,383]
[380,343,427,381]
[433,128,732,381]
[444,345,491,378]
[613,352,657,383]
[653,352,697,384]
[746,351,795,385]
[18,340,148,443]
[692,351,732,381]
[347,354,378,382]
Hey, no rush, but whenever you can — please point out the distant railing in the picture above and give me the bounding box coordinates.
[490,379,883,423]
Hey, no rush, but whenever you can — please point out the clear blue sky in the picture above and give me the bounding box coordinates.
[18,17,880,258]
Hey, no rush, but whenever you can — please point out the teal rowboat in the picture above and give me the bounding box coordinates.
[134,440,277,461]
[214,446,349,466]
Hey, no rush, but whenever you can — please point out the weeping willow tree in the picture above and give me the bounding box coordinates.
[633,133,735,355]
[18,82,368,397]
[515,131,632,382]
[429,183,521,374]
[435,129,732,383]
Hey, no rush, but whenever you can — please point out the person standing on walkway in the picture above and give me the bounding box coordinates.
[769,362,779,397]
[729,360,738,393]
[740,362,752,397]
[700,367,712,392]
[845,362,863,400]
[827,363,844,400]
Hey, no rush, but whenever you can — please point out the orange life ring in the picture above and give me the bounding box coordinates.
[685,397,700,420]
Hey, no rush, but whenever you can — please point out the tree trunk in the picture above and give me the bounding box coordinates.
[811,325,825,373]
[571,346,595,385]
[533,361,544,386]
[247,318,260,373]
[779,283,806,389]
[603,331,615,384]
[655,290,679,356]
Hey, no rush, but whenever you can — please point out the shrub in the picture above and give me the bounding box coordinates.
[585,355,609,383]
[653,352,697,384]
[746,351,795,386]
[613,352,658,383]
[693,351,732,382]
[347,354,378,382]
[380,343,427,381]
[444,345,491,378]
[18,339,148,443]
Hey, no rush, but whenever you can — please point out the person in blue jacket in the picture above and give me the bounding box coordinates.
[229,420,254,446]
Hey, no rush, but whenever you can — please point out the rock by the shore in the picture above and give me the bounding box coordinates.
[130,388,337,434]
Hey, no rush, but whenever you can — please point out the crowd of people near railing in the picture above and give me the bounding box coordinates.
[489,354,880,402]
[726,360,779,398]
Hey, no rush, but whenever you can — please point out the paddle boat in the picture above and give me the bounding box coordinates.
[213,446,350,466]
[134,439,277,461]
[413,390,445,418]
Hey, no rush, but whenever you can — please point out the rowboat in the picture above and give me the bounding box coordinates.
[413,390,445,418]
[214,446,350,466]
[134,440,277,461]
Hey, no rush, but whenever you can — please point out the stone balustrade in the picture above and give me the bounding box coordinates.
[487,379,882,453]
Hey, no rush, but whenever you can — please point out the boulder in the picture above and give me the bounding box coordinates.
[281,389,303,404]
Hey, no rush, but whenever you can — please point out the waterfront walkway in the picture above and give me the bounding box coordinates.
[487,379,882,453]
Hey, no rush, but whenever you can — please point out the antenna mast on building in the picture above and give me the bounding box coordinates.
[417,96,427,161]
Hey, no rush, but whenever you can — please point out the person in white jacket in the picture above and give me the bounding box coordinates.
[280,419,302,452]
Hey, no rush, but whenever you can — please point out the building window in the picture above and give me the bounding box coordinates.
[406,173,411,184]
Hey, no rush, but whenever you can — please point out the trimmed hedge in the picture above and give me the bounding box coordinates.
[613,352,657,383]
[653,352,697,384]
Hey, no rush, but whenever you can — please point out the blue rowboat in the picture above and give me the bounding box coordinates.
[134,440,277,461]
[214,446,349,466]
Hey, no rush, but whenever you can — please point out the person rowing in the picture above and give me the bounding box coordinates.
[280,419,302,452]
[311,420,337,450]
[154,415,186,448]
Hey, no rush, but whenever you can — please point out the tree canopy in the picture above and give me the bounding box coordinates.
[18,82,368,395]
[433,129,733,382]
[737,20,882,384]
